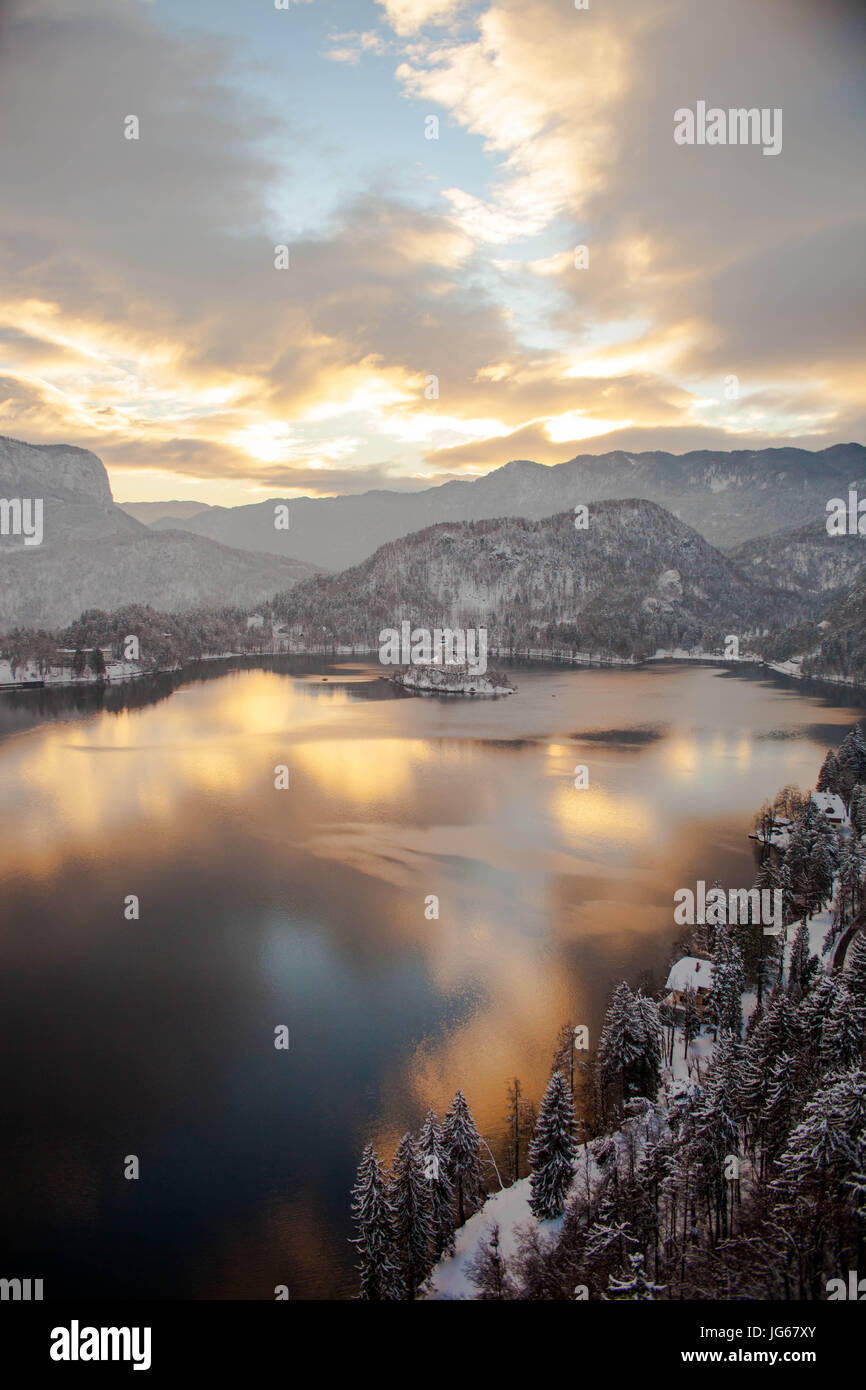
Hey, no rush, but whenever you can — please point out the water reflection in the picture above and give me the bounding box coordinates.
[0,661,863,1298]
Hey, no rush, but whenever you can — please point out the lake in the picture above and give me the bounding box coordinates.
[0,659,863,1298]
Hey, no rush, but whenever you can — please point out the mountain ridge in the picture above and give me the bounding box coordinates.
[147,443,866,566]
[0,436,318,629]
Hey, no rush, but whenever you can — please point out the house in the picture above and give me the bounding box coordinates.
[246,614,265,630]
[664,956,714,1016]
[810,791,849,826]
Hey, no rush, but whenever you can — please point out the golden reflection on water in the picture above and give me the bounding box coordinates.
[1,663,862,1294]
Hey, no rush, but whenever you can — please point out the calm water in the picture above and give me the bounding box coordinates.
[0,659,863,1299]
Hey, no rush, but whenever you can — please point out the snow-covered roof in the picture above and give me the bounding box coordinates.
[665,956,714,993]
[811,791,848,822]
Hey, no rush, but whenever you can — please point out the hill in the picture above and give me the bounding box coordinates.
[271,500,807,660]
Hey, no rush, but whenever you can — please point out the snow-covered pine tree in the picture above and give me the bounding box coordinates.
[838,837,866,926]
[779,855,797,929]
[707,934,745,1037]
[442,1090,483,1225]
[787,922,811,1003]
[391,1132,435,1298]
[605,1251,666,1300]
[686,1037,741,1242]
[551,1022,578,1098]
[760,1050,799,1165]
[798,969,841,1076]
[466,1222,516,1299]
[845,930,866,1006]
[772,1069,866,1297]
[817,748,840,793]
[529,1070,576,1219]
[835,725,866,799]
[821,982,866,1072]
[350,1144,405,1300]
[596,982,662,1111]
[808,826,836,914]
[682,985,700,1059]
[418,1109,455,1259]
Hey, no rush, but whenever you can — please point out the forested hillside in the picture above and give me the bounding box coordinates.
[273,501,807,660]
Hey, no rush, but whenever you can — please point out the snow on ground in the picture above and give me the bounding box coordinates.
[426,1102,666,1300]
[424,1178,540,1300]
[0,657,144,686]
[665,1028,715,1086]
[781,904,836,972]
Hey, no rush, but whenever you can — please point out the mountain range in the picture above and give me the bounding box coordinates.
[3,436,864,659]
[146,444,866,568]
[0,437,317,629]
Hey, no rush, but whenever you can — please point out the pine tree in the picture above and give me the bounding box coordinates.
[466,1222,515,1299]
[772,1070,866,1298]
[605,1251,666,1300]
[779,856,797,928]
[821,983,866,1072]
[391,1132,434,1298]
[551,1021,577,1098]
[707,934,745,1038]
[72,647,87,677]
[787,922,811,1003]
[761,1051,799,1163]
[418,1110,455,1260]
[350,1144,405,1300]
[442,1090,483,1225]
[597,983,662,1110]
[808,830,836,913]
[686,1038,741,1243]
[798,969,840,1077]
[682,985,700,1059]
[529,1071,576,1219]
[88,646,106,678]
[838,838,866,925]
[845,930,866,1007]
[835,726,866,800]
[817,749,840,793]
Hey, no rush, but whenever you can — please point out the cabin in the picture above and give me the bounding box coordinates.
[664,956,714,1016]
[246,614,265,630]
[810,791,848,827]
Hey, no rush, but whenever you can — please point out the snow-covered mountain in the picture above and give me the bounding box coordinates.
[804,569,866,685]
[0,436,317,629]
[148,443,866,567]
[272,500,807,659]
[727,515,866,599]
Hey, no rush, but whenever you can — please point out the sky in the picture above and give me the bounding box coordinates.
[0,0,864,506]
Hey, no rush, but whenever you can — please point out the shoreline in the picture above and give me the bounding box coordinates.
[2,646,865,699]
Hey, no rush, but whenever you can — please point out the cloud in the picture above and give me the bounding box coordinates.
[0,0,862,501]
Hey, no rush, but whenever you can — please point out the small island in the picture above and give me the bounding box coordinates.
[390,664,516,696]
